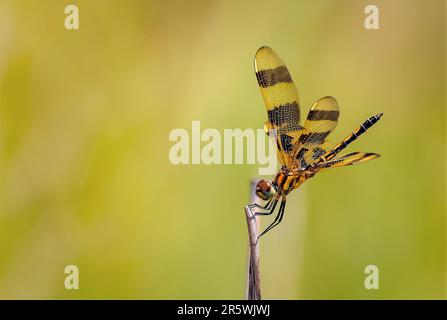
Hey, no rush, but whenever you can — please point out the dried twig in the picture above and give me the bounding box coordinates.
[245,180,261,300]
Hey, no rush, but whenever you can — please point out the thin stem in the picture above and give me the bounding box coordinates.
[245,180,261,300]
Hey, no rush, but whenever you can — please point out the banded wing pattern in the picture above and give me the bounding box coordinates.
[291,96,340,169]
[254,46,303,168]
[291,100,382,171]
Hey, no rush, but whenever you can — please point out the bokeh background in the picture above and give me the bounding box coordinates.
[0,0,445,299]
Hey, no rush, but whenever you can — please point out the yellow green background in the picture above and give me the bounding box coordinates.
[1,0,445,299]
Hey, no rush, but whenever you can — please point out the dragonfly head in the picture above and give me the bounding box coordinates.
[255,179,277,201]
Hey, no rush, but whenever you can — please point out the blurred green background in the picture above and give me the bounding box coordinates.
[0,0,445,299]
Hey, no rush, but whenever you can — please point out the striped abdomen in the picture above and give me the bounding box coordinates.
[313,113,383,165]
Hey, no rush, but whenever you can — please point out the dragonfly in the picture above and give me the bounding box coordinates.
[249,46,383,240]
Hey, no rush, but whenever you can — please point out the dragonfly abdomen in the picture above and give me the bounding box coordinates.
[314,113,383,164]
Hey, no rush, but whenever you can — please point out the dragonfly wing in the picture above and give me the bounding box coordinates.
[296,140,333,169]
[317,152,380,168]
[292,96,340,169]
[255,46,303,168]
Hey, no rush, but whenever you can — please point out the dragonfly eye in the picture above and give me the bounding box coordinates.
[255,180,276,201]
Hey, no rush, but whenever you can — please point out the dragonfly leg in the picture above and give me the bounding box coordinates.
[253,198,278,216]
[256,197,286,241]
[249,199,273,211]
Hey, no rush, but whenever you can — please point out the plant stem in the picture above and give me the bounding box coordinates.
[245,181,261,300]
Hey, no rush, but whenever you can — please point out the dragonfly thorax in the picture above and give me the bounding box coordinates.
[270,170,310,196]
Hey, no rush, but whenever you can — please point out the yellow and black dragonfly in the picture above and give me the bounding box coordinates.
[249,46,383,239]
